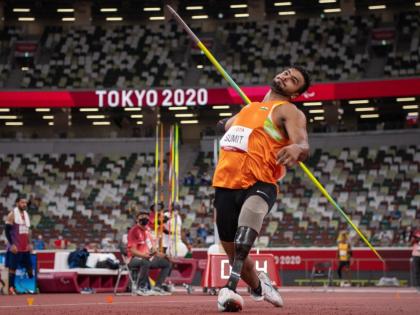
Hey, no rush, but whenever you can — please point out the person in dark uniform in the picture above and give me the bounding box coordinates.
[5,196,33,295]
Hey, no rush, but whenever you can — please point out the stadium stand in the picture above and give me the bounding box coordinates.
[20,23,191,89]
[201,14,375,85]
[0,153,160,248]
[384,11,420,77]
[1,144,418,249]
[193,144,420,247]
[0,27,23,87]
[1,12,419,88]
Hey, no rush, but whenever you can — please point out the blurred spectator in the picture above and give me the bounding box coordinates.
[33,235,46,250]
[148,202,164,230]
[27,196,40,212]
[200,172,212,186]
[337,231,352,287]
[101,236,116,251]
[195,238,204,247]
[183,172,195,186]
[197,224,208,242]
[390,208,402,221]
[197,201,208,216]
[402,226,413,243]
[127,203,137,217]
[375,230,392,246]
[54,235,69,249]
[184,231,193,245]
[161,208,183,256]
[122,227,130,247]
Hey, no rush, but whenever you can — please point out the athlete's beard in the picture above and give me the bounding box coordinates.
[270,78,287,96]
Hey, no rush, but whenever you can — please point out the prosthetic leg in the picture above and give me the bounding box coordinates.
[218,195,283,311]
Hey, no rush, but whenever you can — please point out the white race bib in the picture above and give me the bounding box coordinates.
[19,224,29,234]
[220,125,253,152]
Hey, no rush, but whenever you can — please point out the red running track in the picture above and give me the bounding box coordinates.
[0,288,418,315]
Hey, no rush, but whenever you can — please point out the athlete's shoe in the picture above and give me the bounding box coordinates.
[258,272,283,307]
[249,287,264,302]
[217,287,244,312]
[136,287,153,296]
[151,286,171,296]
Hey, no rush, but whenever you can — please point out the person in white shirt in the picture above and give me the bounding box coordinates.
[162,210,183,257]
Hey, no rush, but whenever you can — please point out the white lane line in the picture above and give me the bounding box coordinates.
[0,298,216,309]
[278,288,417,294]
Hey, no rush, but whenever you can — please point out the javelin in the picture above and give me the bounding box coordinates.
[166,5,383,262]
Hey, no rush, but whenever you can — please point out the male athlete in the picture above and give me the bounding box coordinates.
[213,66,311,311]
[5,196,33,295]
[337,231,352,286]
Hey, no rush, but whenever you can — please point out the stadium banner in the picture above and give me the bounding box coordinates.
[201,254,280,288]
[192,248,411,272]
[0,78,420,108]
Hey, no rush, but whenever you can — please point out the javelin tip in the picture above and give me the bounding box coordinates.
[166,5,176,14]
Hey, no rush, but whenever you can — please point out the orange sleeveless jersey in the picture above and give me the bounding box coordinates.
[212,101,290,189]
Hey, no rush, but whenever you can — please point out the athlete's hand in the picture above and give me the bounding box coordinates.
[10,244,18,254]
[276,144,303,167]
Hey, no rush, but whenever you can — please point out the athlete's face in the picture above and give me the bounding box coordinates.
[271,68,305,99]
[16,199,27,211]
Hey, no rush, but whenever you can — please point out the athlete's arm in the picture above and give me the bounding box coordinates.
[5,212,18,253]
[5,212,14,244]
[273,103,309,167]
[6,211,13,225]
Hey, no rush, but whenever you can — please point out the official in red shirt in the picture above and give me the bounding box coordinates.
[127,209,172,295]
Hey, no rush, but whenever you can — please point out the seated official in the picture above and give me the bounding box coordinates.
[127,209,172,296]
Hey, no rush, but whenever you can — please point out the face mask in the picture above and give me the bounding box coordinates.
[138,218,149,226]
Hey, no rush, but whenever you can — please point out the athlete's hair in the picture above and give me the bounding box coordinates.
[291,65,311,95]
[15,195,27,203]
